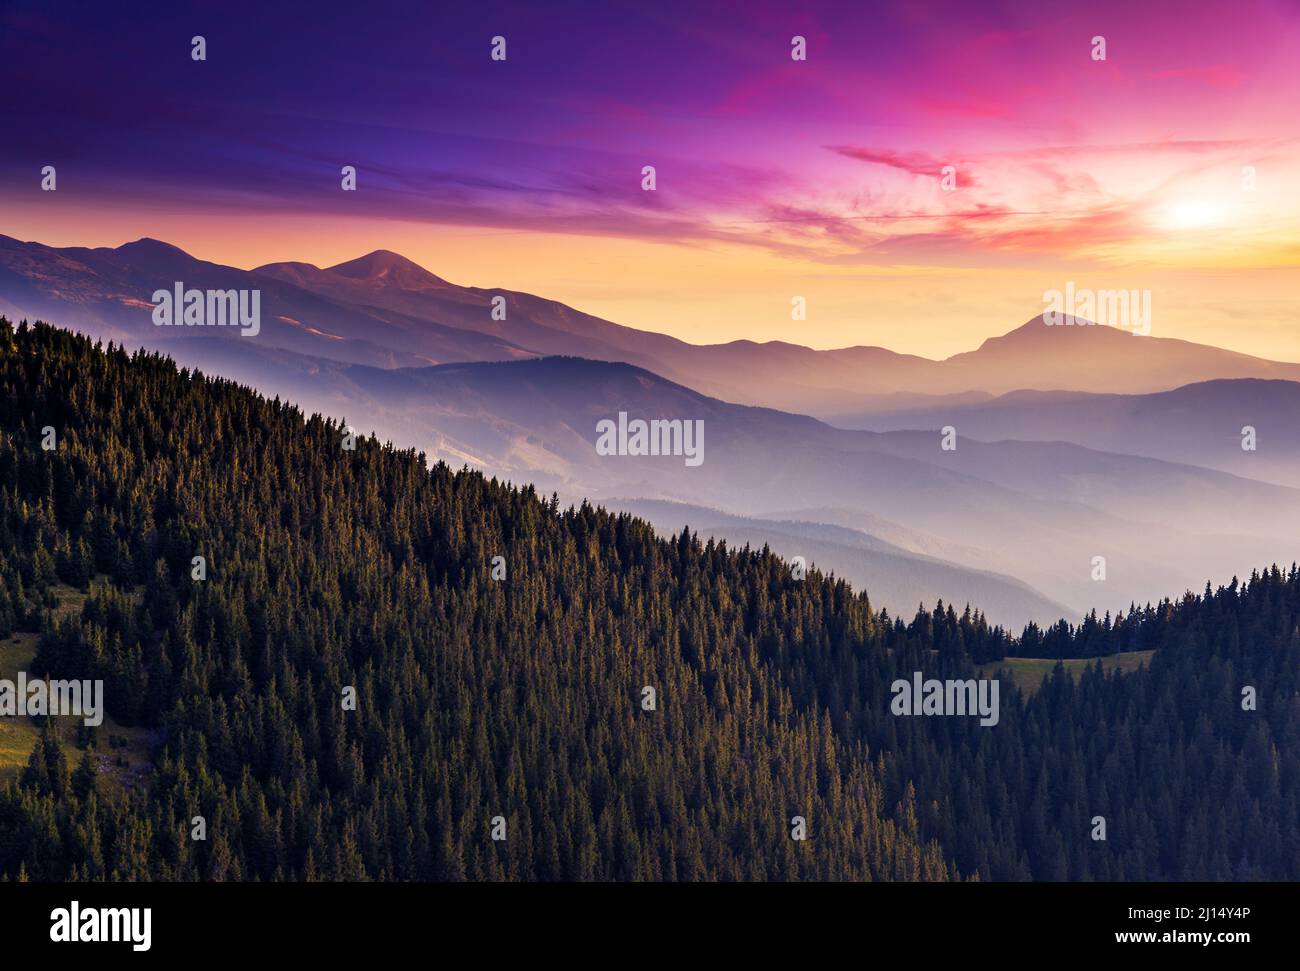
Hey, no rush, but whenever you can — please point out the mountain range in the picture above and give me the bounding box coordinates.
[7,233,1300,415]
[122,336,1300,625]
[4,232,1299,628]
[831,379,1300,488]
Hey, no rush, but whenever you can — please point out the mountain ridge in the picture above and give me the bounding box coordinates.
[149,334,1300,624]
[6,234,1300,415]
[831,377,1300,487]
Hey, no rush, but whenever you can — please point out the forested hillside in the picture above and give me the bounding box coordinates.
[0,320,1297,881]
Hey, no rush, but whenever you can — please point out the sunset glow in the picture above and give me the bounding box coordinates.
[1,0,1297,358]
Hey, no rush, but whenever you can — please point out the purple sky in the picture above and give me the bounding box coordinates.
[2,0,1297,355]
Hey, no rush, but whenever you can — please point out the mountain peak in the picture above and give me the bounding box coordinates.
[116,237,193,259]
[965,313,1142,355]
[324,250,450,288]
[1010,312,1135,338]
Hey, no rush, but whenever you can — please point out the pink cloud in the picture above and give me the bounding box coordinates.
[828,146,984,188]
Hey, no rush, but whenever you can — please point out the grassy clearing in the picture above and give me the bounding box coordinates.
[50,582,92,620]
[978,650,1155,696]
[0,631,41,782]
[0,582,154,795]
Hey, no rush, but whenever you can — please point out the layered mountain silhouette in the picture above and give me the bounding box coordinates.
[5,232,1300,627]
[0,235,534,368]
[831,379,1300,487]
[145,337,1300,624]
[5,234,1300,415]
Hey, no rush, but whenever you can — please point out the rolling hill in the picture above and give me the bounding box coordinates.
[151,337,1300,622]
[829,379,1300,487]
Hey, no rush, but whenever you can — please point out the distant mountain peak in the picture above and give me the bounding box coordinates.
[324,250,451,288]
[116,237,193,259]
[948,313,1145,364]
[995,313,1134,342]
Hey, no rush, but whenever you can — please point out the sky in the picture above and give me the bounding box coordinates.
[1,0,1298,358]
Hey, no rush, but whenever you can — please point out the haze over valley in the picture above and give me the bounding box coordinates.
[4,233,1297,629]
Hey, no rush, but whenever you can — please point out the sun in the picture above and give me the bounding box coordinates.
[1158,199,1229,231]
